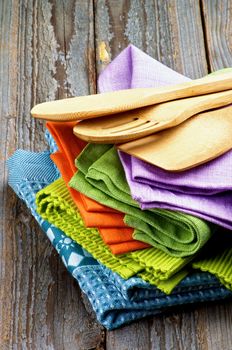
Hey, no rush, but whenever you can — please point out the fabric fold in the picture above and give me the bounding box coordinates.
[192,233,232,290]
[193,249,232,290]
[119,151,232,230]
[36,177,191,293]
[69,144,213,257]
[46,121,149,254]
[129,150,232,195]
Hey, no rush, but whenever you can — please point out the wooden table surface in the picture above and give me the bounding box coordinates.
[1,1,232,349]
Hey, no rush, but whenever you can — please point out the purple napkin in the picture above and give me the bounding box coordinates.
[98,45,232,230]
[119,152,232,229]
[98,44,190,91]
[130,152,232,195]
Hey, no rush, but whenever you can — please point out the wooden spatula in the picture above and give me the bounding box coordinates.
[73,90,232,143]
[31,72,232,121]
[117,105,232,172]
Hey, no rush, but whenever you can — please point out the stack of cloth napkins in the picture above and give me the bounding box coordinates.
[7,45,232,330]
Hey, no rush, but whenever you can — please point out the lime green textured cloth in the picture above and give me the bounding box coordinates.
[193,249,232,290]
[36,178,190,294]
[69,144,213,257]
[192,233,232,290]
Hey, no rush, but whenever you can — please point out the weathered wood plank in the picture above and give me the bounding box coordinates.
[0,1,104,349]
[106,320,150,350]
[148,310,200,350]
[192,2,232,350]
[201,0,232,71]
[196,300,232,350]
[94,0,208,79]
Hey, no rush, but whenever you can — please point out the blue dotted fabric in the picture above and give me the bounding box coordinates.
[6,134,232,330]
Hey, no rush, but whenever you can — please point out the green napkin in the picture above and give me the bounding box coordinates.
[36,178,190,294]
[69,144,213,257]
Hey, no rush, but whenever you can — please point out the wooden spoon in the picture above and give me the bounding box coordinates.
[73,90,232,143]
[118,105,232,172]
[31,72,232,121]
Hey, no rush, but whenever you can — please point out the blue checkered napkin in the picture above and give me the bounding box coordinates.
[101,265,223,301]
[75,265,231,328]
[6,147,232,329]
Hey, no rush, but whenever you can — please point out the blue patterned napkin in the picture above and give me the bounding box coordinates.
[6,134,232,330]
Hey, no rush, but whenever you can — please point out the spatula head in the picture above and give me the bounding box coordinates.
[118,106,232,171]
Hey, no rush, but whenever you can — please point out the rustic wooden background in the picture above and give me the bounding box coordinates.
[1,0,232,349]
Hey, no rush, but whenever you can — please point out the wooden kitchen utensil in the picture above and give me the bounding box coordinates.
[31,72,232,121]
[73,90,232,143]
[117,105,232,172]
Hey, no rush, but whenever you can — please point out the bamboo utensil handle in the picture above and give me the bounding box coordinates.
[31,72,232,122]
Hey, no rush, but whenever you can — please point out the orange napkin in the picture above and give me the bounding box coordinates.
[46,122,149,254]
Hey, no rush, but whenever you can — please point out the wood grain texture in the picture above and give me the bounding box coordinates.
[1,0,232,349]
[94,0,208,78]
[201,0,232,71]
[0,1,103,349]
[106,320,150,350]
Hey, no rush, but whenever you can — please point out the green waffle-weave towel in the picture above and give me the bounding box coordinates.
[192,232,232,290]
[36,178,190,294]
[69,144,213,257]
